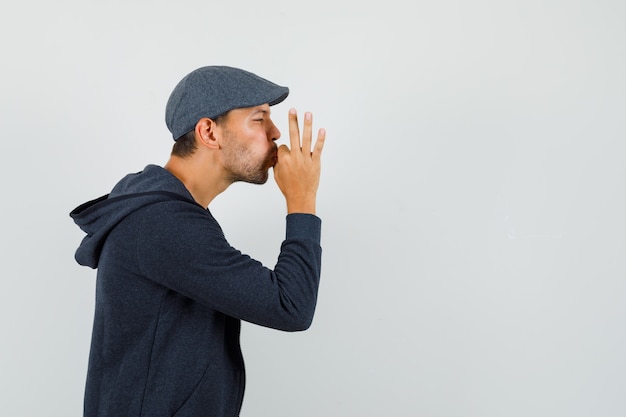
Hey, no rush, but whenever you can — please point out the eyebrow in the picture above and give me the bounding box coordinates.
[251,109,270,115]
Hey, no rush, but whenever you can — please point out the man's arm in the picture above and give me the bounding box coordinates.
[135,200,322,331]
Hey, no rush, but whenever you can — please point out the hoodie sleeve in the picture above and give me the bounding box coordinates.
[133,200,322,331]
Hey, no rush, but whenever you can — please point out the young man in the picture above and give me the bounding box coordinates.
[70,66,326,417]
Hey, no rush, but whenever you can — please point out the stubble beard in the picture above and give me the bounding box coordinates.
[223,133,277,185]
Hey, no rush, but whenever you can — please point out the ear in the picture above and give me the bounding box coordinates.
[195,118,220,150]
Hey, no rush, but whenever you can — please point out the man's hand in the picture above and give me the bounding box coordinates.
[273,108,326,214]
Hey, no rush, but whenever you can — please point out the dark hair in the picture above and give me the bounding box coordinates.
[171,130,197,157]
[171,114,227,158]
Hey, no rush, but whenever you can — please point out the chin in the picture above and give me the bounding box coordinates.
[238,170,269,185]
[252,174,269,185]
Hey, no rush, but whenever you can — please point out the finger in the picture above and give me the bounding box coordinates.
[276,143,290,157]
[288,108,301,152]
[274,144,290,175]
[301,112,313,155]
[312,128,326,160]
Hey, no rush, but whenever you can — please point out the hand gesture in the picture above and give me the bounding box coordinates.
[273,108,326,214]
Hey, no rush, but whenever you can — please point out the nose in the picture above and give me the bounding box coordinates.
[268,119,281,141]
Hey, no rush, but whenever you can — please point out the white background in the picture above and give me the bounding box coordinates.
[1,1,625,416]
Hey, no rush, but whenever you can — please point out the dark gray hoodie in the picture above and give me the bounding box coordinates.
[70,165,322,417]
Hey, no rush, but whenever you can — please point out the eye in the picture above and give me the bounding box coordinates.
[253,118,264,123]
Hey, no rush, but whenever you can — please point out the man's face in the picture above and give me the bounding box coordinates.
[217,104,282,184]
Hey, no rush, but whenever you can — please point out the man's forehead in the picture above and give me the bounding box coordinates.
[249,104,271,113]
[232,104,271,115]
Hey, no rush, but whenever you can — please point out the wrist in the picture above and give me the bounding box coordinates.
[286,197,316,215]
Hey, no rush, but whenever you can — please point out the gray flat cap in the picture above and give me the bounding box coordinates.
[165,66,289,140]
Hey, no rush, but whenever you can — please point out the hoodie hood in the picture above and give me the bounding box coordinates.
[70,165,198,268]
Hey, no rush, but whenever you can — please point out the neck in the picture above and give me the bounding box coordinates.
[164,154,230,208]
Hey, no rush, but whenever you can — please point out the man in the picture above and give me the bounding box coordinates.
[70,66,326,417]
